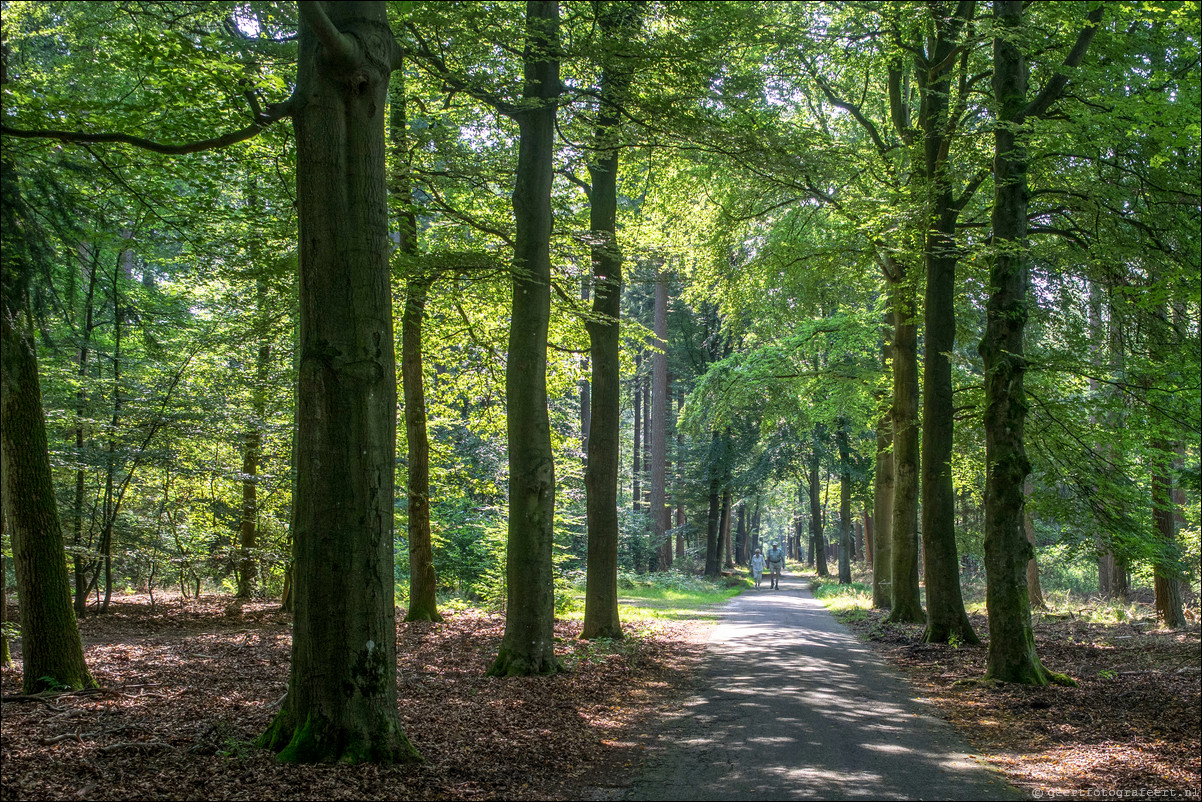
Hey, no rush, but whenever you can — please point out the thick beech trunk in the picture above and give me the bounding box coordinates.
[256,1,418,763]
[1152,446,1186,627]
[981,0,1044,684]
[982,0,1098,685]
[489,0,562,677]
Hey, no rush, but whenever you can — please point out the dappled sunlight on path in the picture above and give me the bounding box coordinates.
[623,574,1021,801]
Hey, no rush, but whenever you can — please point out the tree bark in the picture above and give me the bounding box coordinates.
[1,162,96,691]
[918,0,978,647]
[981,0,1099,685]
[704,433,722,577]
[489,0,563,677]
[256,0,418,763]
[981,0,1043,684]
[1024,478,1046,611]
[391,61,441,624]
[582,0,643,640]
[887,272,924,623]
[650,269,669,571]
[836,420,852,584]
[809,450,828,577]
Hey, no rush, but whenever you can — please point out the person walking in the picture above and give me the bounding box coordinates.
[750,549,766,588]
[766,543,785,589]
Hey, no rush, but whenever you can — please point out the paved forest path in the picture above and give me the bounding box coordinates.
[619,572,1023,801]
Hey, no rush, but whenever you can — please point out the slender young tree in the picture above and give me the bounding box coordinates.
[391,60,440,624]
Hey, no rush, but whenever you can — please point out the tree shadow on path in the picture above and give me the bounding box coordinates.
[621,574,1024,801]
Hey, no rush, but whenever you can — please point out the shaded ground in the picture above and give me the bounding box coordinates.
[611,574,1021,801]
[825,584,1202,799]
[0,595,710,801]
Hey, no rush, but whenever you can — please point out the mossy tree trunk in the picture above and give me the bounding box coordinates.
[488,0,563,677]
[982,0,1100,685]
[256,1,418,763]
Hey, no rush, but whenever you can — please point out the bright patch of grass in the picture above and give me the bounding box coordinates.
[561,571,746,623]
[810,579,873,616]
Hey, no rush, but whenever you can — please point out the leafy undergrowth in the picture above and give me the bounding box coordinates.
[0,595,711,800]
[813,581,1202,798]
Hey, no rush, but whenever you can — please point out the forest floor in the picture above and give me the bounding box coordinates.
[2,586,1199,800]
[0,594,714,801]
[819,582,1202,799]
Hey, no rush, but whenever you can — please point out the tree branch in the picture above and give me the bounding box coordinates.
[297,1,356,65]
[1020,5,1105,121]
[1,91,300,155]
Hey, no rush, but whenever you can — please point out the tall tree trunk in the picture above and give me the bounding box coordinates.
[650,269,669,571]
[809,452,828,577]
[886,269,924,622]
[981,0,1099,685]
[917,0,978,647]
[1152,452,1185,628]
[1024,478,1046,611]
[391,62,440,624]
[1,165,96,690]
[238,269,269,600]
[982,0,1042,683]
[489,0,562,677]
[632,356,641,511]
[873,317,894,608]
[837,421,852,584]
[1,511,10,668]
[704,433,722,577]
[582,0,643,640]
[720,487,733,569]
[256,1,418,763]
[73,244,99,616]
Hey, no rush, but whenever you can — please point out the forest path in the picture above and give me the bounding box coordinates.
[615,572,1022,801]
